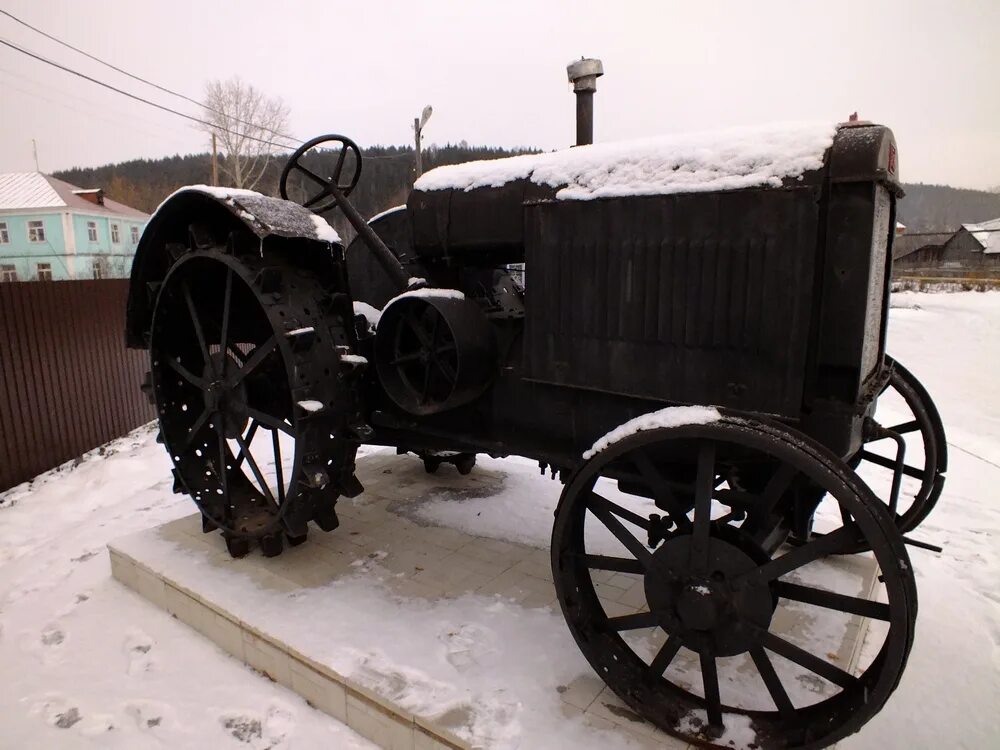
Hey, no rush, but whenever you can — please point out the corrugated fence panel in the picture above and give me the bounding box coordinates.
[0,279,155,493]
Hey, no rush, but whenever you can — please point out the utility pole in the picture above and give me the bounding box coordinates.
[211,131,219,187]
[31,138,39,171]
[413,105,433,178]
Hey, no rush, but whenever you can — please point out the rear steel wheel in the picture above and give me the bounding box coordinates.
[150,247,363,554]
[551,414,916,749]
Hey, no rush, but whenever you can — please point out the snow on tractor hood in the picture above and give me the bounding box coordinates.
[152,185,341,244]
[413,121,837,200]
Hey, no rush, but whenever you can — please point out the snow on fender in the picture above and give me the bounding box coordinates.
[582,405,722,460]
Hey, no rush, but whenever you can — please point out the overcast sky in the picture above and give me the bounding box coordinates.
[0,0,997,189]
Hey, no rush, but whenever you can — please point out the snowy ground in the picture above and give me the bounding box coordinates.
[1,290,998,749]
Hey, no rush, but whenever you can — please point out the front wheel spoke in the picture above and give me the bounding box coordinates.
[749,646,796,721]
[649,634,683,677]
[179,407,212,453]
[690,441,716,573]
[700,652,723,728]
[587,493,654,567]
[590,493,651,531]
[247,407,294,436]
[233,430,277,508]
[581,554,645,574]
[229,337,277,386]
[605,611,659,632]
[885,419,920,435]
[739,526,855,586]
[631,450,692,531]
[859,449,924,479]
[762,632,857,689]
[434,356,458,384]
[761,463,798,514]
[774,581,891,620]
[165,356,207,388]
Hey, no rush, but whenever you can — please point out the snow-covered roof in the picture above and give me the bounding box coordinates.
[0,172,149,218]
[414,121,837,201]
[962,217,1000,254]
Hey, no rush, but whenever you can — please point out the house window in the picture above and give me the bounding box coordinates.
[36,262,52,281]
[111,223,120,244]
[87,221,98,242]
[0,222,9,244]
[92,258,109,279]
[28,220,46,243]
[131,225,140,243]
[1,264,17,282]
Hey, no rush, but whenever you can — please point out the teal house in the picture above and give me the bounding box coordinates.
[0,172,149,282]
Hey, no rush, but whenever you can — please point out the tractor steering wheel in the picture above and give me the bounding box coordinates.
[279,134,363,213]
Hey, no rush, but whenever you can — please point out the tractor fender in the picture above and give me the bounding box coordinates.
[126,186,344,348]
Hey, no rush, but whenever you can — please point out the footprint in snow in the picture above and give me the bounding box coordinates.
[124,628,156,675]
[28,694,83,730]
[439,622,497,672]
[124,699,172,731]
[219,704,293,749]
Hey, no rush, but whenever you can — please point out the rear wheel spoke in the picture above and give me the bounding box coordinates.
[233,429,277,509]
[229,337,277,387]
[165,356,206,388]
[272,429,285,504]
[761,463,798,514]
[179,408,212,453]
[182,282,211,366]
[247,407,293,436]
[233,420,260,470]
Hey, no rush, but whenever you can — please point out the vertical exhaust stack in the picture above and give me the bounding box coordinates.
[567,57,604,146]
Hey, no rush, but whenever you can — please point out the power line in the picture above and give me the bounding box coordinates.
[0,8,300,147]
[0,37,297,151]
[0,37,415,166]
[0,9,415,162]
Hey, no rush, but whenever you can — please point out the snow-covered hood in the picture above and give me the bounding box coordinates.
[413,121,837,200]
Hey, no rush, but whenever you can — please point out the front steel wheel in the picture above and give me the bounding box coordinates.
[551,414,916,749]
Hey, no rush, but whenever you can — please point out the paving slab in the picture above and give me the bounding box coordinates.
[108,450,878,750]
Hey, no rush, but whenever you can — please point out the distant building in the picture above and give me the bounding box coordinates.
[0,172,148,282]
[893,217,1000,276]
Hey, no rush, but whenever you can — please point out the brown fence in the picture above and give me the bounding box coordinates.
[0,279,155,493]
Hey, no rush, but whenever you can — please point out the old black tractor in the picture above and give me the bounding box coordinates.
[126,119,946,749]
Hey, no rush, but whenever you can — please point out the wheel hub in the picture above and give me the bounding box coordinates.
[643,535,775,657]
[202,352,248,439]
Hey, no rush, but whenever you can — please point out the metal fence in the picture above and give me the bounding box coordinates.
[0,279,154,493]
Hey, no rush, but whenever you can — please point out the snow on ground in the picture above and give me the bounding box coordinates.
[1,290,998,748]
[0,430,374,750]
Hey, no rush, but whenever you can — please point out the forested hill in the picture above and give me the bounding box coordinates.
[54,148,999,240]
[895,183,1000,232]
[53,144,537,242]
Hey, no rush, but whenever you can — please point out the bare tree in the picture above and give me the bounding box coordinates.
[201,77,291,190]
